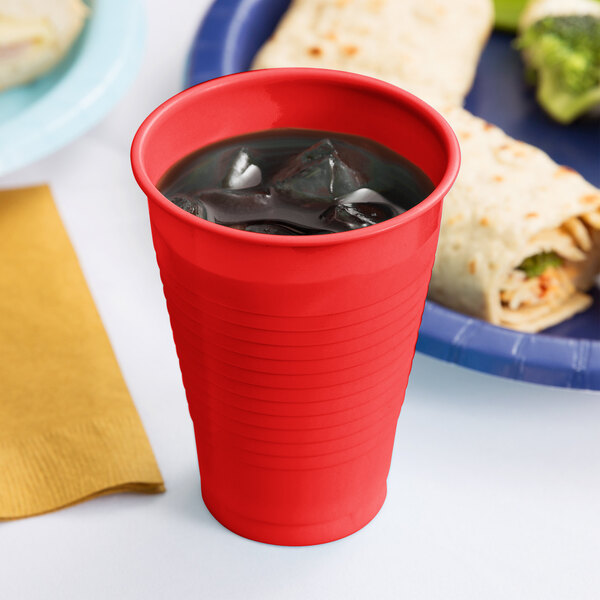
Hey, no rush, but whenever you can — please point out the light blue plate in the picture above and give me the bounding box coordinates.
[186,0,600,390]
[0,0,145,176]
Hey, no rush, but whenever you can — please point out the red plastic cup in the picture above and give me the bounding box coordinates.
[131,68,459,545]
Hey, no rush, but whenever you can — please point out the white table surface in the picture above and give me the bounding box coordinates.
[1,1,599,598]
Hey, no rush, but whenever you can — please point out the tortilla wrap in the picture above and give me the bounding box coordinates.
[430,107,600,332]
[252,0,494,108]
[0,0,87,91]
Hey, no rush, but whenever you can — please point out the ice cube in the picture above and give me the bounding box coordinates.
[234,221,331,235]
[336,188,387,205]
[223,148,262,189]
[170,194,207,218]
[320,188,402,230]
[196,188,274,223]
[271,139,366,205]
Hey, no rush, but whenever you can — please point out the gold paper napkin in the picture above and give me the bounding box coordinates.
[0,186,165,519]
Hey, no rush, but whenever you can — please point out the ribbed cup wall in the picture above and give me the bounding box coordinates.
[149,204,441,544]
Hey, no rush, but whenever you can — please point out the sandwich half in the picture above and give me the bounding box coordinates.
[0,0,88,91]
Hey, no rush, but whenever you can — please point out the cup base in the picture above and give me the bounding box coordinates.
[201,483,387,546]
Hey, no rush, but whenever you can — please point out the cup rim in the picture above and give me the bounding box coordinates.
[131,68,460,247]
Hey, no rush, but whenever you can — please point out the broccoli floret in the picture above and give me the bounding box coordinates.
[516,15,600,123]
[517,251,563,278]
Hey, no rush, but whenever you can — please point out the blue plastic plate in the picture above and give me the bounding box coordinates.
[0,0,145,177]
[186,0,600,390]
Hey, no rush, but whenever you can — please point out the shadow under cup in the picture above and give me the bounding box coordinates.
[131,68,460,546]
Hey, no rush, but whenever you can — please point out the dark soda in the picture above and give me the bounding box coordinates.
[158,128,434,235]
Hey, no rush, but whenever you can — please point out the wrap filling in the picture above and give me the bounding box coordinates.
[500,208,600,328]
